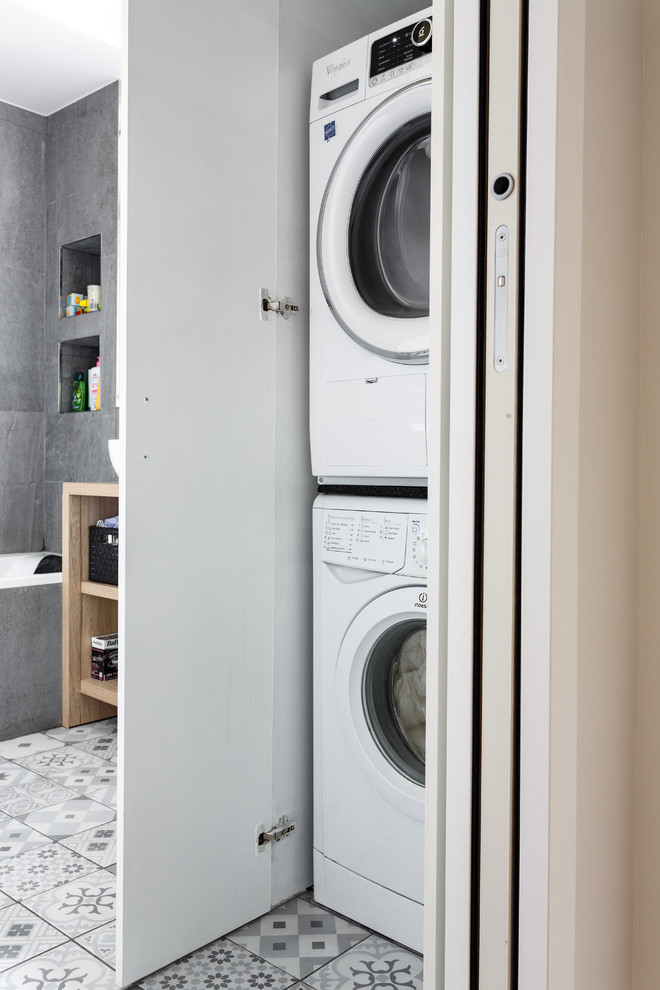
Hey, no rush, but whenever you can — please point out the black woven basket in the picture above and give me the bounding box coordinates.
[88,526,119,585]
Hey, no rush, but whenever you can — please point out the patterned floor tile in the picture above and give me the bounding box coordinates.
[0,902,67,972]
[0,893,13,909]
[0,844,96,900]
[69,736,117,763]
[23,869,115,938]
[304,934,423,989]
[60,821,117,868]
[140,938,294,990]
[0,818,51,860]
[0,775,79,818]
[44,721,116,744]
[0,763,42,788]
[42,759,117,799]
[20,796,115,840]
[0,942,118,989]
[228,896,369,980]
[14,748,109,778]
[0,734,64,761]
[86,783,116,809]
[75,920,115,968]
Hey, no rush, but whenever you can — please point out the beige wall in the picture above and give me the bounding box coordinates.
[550,0,643,986]
[636,2,660,987]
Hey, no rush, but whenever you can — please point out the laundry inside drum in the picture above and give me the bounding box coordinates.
[391,627,426,763]
[362,618,426,785]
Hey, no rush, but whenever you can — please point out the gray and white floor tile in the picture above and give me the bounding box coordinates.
[0,774,79,818]
[304,934,423,990]
[19,796,115,840]
[14,748,108,777]
[140,938,295,990]
[0,734,64,761]
[44,759,117,796]
[23,869,115,938]
[70,735,117,763]
[60,821,117,868]
[44,720,116,744]
[228,896,369,980]
[0,902,67,972]
[0,818,51,860]
[0,843,97,900]
[0,892,14,910]
[0,942,118,989]
[75,919,116,968]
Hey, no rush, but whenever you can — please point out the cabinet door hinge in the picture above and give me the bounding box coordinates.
[257,815,296,847]
[260,288,300,320]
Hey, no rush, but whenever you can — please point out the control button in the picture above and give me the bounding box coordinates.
[411,524,420,535]
[411,18,433,47]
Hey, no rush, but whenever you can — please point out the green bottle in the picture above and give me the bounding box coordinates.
[72,372,86,412]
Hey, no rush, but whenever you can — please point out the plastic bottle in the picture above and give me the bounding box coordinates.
[88,357,100,411]
[72,372,86,412]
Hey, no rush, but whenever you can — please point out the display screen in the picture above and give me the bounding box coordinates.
[369,19,432,81]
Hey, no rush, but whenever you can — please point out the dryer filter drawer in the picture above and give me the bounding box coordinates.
[324,373,427,469]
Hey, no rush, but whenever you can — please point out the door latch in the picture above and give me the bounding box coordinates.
[257,815,296,847]
[260,288,299,321]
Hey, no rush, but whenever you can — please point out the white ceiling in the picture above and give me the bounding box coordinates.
[0,0,121,116]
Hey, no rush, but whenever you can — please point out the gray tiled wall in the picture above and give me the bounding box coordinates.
[0,105,46,553]
[45,83,119,552]
[0,583,62,741]
[0,83,119,555]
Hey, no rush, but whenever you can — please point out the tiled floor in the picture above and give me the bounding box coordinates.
[0,719,423,989]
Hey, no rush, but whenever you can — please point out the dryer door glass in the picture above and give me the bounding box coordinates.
[363,618,426,785]
[349,114,431,318]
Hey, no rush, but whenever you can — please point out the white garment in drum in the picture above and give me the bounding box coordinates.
[392,628,426,762]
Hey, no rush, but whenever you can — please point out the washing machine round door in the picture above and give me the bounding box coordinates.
[336,586,428,820]
[318,78,432,365]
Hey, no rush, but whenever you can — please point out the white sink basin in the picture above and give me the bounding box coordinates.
[108,439,121,477]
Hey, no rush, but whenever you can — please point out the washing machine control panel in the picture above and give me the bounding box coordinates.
[368,17,432,89]
[321,508,428,575]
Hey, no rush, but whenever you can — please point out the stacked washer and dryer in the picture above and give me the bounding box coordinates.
[310,9,433,953]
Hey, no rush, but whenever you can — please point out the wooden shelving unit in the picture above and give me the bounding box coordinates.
[62,481,119,727]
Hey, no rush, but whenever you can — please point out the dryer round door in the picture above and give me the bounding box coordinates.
[318,78,432,365]
[336,586,428,821]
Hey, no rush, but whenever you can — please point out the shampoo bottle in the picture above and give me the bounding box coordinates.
[88,357,100,411]
[72,372,86,412]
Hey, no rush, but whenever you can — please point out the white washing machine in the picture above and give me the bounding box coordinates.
[309,10,433,485]
[313,494,428,951]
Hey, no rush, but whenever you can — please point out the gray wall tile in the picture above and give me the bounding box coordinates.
[0,116,45,273]
[0,267,44,413]
[0,584,62,740]
[0,412,44,552]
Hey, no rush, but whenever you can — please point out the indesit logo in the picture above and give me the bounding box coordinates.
[414,592,428,609]
[327,57,351,75]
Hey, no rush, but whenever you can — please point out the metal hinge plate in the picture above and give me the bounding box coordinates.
[257,815,295,847]
[260,288,299,320]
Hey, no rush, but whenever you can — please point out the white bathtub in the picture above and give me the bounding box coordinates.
[0,552,62,589]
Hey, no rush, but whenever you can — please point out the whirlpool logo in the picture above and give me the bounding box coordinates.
[414,592,428,609]
[326,57,351,75]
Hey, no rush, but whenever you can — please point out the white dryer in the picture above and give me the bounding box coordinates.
[313,494,429,952]
[309,10,433,485]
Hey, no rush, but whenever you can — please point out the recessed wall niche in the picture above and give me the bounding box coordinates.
[59,336,100,413]
[60,235,101,318]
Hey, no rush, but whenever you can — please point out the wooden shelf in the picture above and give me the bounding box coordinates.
[62,481,119,727]
[82,580,118,601]
[80,676,118,707]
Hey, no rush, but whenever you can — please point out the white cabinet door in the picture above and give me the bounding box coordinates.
[116,1,280,985]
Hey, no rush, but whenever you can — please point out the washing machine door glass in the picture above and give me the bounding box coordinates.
[363,618,426,785]
[349,116,431,318]
[318,78,432,364]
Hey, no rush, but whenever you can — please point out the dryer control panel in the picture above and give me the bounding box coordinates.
[321,507,428,576]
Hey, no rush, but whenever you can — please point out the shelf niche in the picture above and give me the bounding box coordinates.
[60,235,101,318]
[59,335,100,413]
